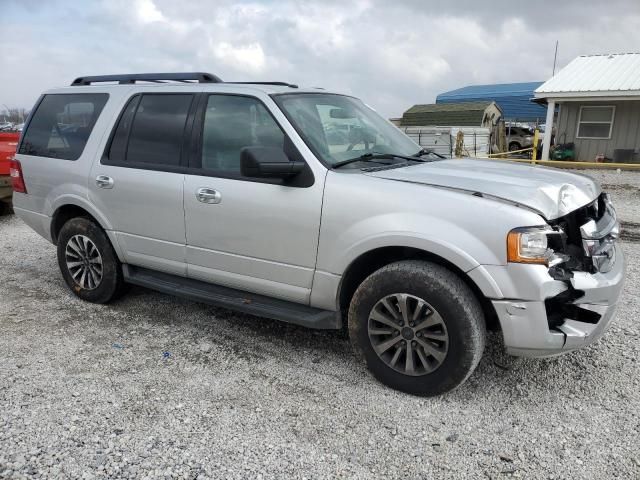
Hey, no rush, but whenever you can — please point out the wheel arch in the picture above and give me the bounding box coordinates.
[49,195,112,241]
[337,246,499,331]
[51,204,101,244]
[50,201,124,262]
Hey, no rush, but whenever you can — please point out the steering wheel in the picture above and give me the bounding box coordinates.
[346,126,371,151]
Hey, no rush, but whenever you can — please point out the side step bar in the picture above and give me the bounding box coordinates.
[122,265,340,330]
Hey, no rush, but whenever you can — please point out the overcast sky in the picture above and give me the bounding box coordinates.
[2,0,639,117]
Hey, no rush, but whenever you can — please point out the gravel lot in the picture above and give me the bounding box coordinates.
[1,169,639,479]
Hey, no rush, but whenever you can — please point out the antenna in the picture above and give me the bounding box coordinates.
[552,40,559,76]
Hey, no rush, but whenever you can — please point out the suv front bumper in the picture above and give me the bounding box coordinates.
[490,244,625,357]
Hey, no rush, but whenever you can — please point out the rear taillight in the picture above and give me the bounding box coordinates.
[9,159,27,194]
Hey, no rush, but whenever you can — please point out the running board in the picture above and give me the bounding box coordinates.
[122,265,340,330]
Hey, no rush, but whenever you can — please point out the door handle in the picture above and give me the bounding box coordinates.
[196,187,222,204]
[96,175,114,189]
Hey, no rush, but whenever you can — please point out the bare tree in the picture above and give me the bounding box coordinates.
[1,107,29,124]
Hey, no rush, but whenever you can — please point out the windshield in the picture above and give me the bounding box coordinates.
[273,93,421,167]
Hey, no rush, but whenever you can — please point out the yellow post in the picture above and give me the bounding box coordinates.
[531,129,539,163]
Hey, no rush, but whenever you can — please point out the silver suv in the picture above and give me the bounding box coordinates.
[506,125,535,152]
[11,72,625,396]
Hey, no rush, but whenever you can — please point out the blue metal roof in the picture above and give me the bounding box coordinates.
[437,82,547,121]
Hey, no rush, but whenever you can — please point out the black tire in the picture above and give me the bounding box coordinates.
[0,198,13,216]
[348,260,485,396]
[57,217,125,303]
[508,142,521,152]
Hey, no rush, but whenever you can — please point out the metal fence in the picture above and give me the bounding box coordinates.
[398,126,491,158]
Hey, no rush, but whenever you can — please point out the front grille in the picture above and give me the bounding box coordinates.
[550,193,619,274]
[579,194,619,273]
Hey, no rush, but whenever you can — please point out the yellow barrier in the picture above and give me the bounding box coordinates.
[475,123,638,170]
[478,156,640,171]
[487,147,533,157]
[490,127,541,160]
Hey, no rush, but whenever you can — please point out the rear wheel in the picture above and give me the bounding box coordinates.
[348,260,485,396]
[0,195,12,216]
[57,217,125,303]
[0,202,11,216]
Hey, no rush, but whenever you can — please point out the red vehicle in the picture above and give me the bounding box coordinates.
[0,131,20,211]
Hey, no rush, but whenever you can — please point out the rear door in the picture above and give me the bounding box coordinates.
[89,92,197,276]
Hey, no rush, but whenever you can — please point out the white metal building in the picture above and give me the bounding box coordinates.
[535,53,640,162]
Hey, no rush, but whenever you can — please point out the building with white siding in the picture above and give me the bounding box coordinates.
[535,53,640,163]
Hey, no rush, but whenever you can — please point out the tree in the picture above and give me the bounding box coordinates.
[1,107,29,124]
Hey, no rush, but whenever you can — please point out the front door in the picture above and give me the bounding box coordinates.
[183,93,325,304]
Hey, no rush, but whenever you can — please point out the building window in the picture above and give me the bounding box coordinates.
[576,106,615,139]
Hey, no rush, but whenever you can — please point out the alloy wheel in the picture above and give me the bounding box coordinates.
[65,234,103,290]
[368,293,449,376]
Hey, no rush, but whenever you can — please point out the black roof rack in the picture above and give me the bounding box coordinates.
[227,81,299,88]
[71,72,223,86]
[70,73,300,88]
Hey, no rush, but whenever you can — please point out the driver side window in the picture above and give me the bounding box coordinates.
[201,95,285,173]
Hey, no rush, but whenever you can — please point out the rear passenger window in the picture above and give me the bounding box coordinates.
[108,96,140,163]
[19,93,108,160]
[107,94,193,167]
[201,95,285,173]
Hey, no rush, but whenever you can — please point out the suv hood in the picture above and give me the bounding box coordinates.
[363,158,600,220]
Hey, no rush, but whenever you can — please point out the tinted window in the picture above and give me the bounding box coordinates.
[123,94,193,166]
[19,93,108,160]
[201,95,285,173]
[108,95,140,163]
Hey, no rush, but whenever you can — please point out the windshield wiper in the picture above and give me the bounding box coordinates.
[413,148,446,159]
[333,152,430,169]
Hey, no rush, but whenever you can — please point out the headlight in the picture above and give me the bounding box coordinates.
[507,226,555,264]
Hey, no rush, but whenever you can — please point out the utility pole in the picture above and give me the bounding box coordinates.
[552,40,559,76]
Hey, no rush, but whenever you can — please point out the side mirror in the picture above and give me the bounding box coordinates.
[240,146,305,179]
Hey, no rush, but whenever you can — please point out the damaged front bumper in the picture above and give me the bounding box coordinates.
[491,244,625,357]
[486,192,626,357]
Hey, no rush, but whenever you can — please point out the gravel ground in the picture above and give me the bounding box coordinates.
[1,170,639,479]
[583,169,640,219]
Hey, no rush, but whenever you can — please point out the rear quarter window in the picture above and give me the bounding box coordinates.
[18,93,108,160]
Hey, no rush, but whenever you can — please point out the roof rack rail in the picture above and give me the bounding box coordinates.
[71,72,223,86]
[227,81,299,88]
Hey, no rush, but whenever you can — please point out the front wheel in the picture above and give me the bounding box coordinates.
[57,217,125,303]
[348,260,486,396]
